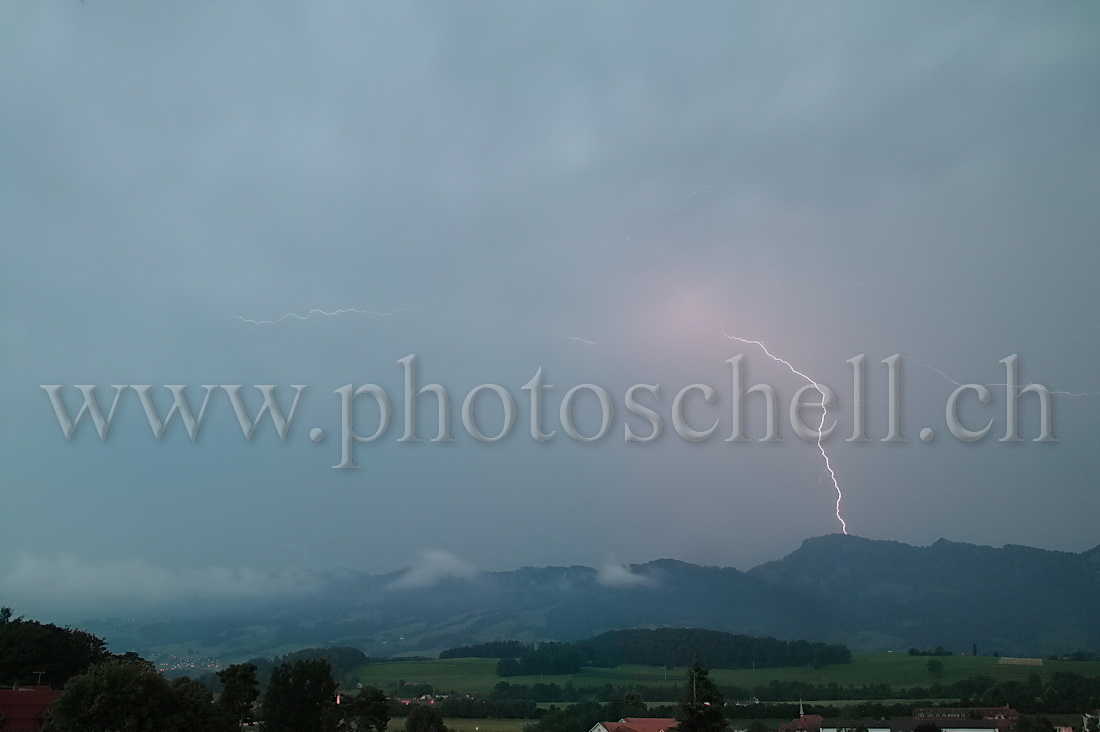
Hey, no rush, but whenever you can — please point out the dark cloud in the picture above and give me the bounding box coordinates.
[2,1,1098,615]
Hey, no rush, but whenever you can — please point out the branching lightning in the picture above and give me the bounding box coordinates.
[558,331,597,345]
[722,330,849,535]
[232,306,415,326]
[232,303,601,350]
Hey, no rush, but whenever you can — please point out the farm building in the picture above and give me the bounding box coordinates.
[0,686,61,732]
[591,717,679,732]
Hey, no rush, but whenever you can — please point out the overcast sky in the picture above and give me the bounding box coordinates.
[2,1,1099,617]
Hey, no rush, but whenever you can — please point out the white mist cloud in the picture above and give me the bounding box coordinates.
[389,550,478,590]
[596,557,657,588]
[0,553,322,610]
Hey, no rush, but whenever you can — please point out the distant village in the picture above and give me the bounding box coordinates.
[589,706,1100,732]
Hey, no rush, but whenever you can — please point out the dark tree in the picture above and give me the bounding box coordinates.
[0,610,111,688]
[342,685,390,732]
[279,647,370,681]
[622,690,648,717]
[165,676,230,732]
[218,662,260,730]
[677,658,727,732]
[50,657,177,731]
[982,683,1010,706]
[926,659,944,678]
[51,657,227,732]
[406,704,447,732]
[1016,716,1055,732]
[523,699,605,732]
[913,723,942,732]
[262,659,339,732]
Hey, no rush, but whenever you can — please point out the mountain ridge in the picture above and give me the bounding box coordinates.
[82,534,1100,662]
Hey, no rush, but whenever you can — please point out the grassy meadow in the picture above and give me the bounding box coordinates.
[359,653,1100,698]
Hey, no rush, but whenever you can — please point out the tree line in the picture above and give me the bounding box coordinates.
[579,628,852,669]
[437,629,852,677]
[497,642,587,676]
[48,653,391,731]
[474,670,1100,711]
[440,640,529,659]
[204,646,377,693]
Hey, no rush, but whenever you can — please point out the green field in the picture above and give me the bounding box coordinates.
[358,654,1100,697]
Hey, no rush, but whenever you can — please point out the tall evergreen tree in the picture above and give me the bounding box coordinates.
[677,657,727,732]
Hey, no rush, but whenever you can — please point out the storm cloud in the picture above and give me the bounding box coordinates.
[1,1,1098,619]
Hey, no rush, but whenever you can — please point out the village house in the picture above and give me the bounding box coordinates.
[0,686,62,732]
[590,717,679,732]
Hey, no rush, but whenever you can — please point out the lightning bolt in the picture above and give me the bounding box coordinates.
[903,356,1100,397]
[558,331,597,345]
[232,306,415,326]
[233,303,600,352]
[722,329,848,535]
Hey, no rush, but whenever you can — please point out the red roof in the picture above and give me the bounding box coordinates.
[780,714,824,732]
[0,686,62,732]
[602,718,679,732]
